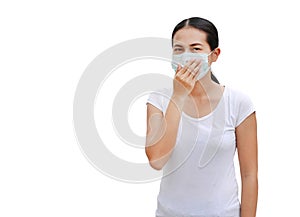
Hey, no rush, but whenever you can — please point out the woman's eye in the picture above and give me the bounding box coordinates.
[193,47,201,51]
[174,48,183,52]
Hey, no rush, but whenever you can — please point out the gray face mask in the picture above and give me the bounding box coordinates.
[171,51,214,80]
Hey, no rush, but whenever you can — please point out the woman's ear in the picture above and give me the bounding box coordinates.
[211,48,221,62]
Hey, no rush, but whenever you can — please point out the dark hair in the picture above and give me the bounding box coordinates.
[172,17,220,84]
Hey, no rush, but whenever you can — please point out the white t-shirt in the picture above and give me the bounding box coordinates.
[146,86,255,217]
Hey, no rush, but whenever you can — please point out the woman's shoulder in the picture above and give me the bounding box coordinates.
[224,85,255,126]
[148,87,173,100]
[225,86,253,102]
[151,87,173,95]
[146,87,173,113]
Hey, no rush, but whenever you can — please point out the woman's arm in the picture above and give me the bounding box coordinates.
[236,112,258,217]
[145,60,202,170]
[145,95,185,170]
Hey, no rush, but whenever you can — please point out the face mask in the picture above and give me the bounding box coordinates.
[171,51,213,80]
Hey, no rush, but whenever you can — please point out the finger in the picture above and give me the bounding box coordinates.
[193,66,200,74]
[191,66,201,81]
[175,64,182,75]
[186,58,197,67]
[189,60,199,69]
[177,58,198,80]
[191,59,202,70]
[187,69,196,79]
[186,59,201,74]
[181,59,195,77]
[175,64,188,79]
[175,65,186,79]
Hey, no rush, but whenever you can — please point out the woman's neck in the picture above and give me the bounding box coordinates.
[190,77,219,98]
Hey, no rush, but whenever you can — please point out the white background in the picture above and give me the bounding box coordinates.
[1,0,300,216]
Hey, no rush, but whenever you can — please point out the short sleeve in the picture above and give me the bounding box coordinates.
[146,91,164,112]
[146,88,172,114]
[235,92,255,127]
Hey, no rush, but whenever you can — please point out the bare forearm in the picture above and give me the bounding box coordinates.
[240,176,258,217]
[146,95,185,169]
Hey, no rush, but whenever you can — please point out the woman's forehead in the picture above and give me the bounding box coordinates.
[173,27,208,46]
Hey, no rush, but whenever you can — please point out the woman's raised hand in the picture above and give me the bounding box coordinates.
[173,59,201,100]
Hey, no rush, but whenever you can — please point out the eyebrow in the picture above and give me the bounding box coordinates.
[190,42,203,46]
[173,42,203,47]
[173,44,183,47]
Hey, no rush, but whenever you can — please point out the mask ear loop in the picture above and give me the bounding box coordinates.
[206,49,217,69]
[208,49,216,57]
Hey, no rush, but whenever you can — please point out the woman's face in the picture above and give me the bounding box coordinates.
[172,27,212,55]
[172,27,219,64]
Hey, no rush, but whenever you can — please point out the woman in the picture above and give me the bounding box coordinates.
[145,17,258,217]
